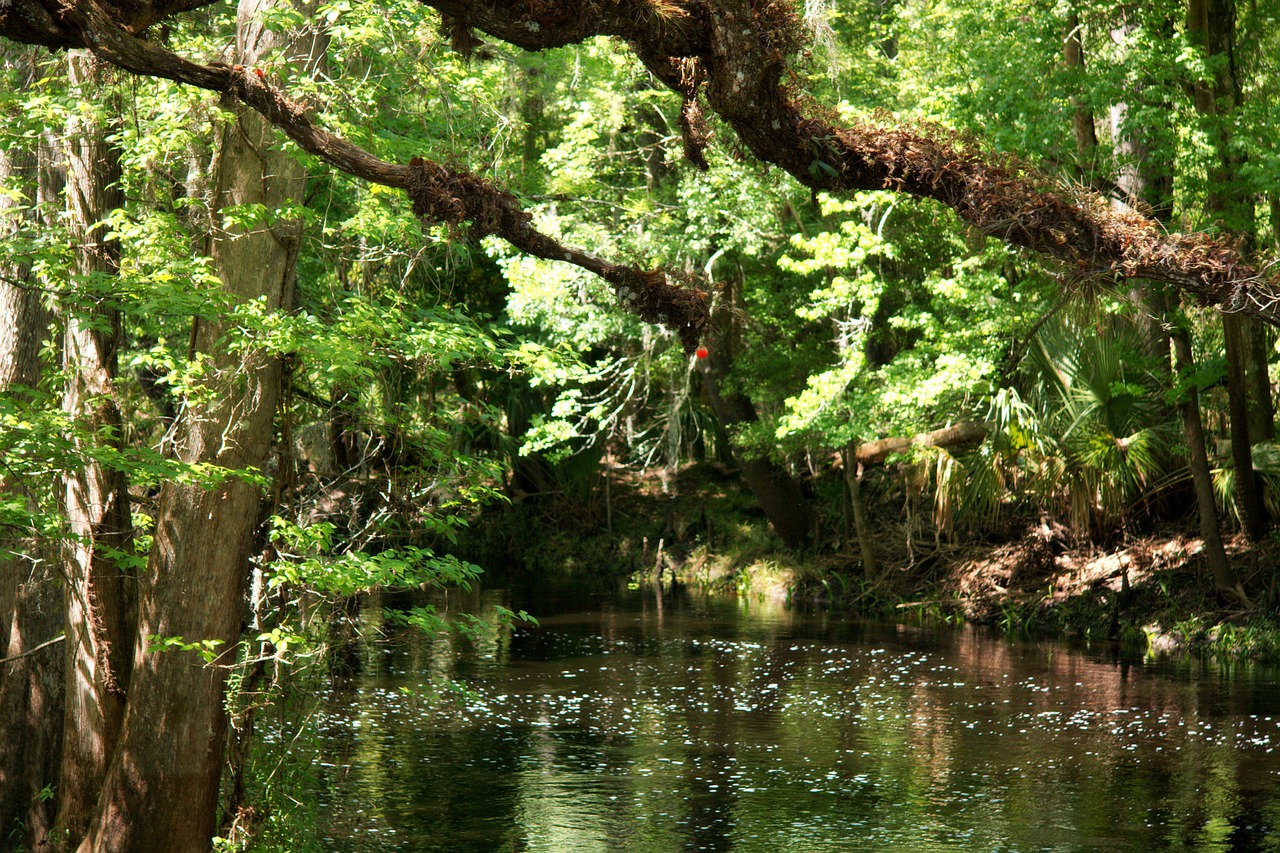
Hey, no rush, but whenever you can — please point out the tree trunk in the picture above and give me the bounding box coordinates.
[1244,317,1274,444]
[1170,320,1237,593]
[842,447,877,580]
[1187,0,1270,540]
[1099,4,1235,586]
[77,3,323,849]
[0,45,64,848]
[1107,11,1178,362]
[52,51,137,847]
[1063,11,1098,176]
[1223,313,1267,539]
[697,273,812,548]
[698,361,813,547]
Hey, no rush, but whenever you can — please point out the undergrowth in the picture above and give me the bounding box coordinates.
[449,462,1280,661]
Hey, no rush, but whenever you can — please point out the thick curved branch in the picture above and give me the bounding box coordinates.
[53,0,709,349]
[2,0,213,49]
[20,0,1277,329]
[423,0,708,55]
[436,0,1280,328]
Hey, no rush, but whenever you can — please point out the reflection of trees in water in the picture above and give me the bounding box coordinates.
[896,626,1270,849]
[314,595,1280,849]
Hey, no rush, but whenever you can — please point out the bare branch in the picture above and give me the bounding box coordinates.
[0,632,64,665]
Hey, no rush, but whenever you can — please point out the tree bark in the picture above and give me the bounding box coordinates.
[51,51,137,848]
[1223,314,1267,539]
[76,2,322,849]
[1063,11,1098,176]
[842,447,877,580]
[1187,0,1269,540]
[1170,322,1237,593]
[698,365,813,548]
[854,422,989,466]
[1106,11,1178,363]
[26,0,1280,337]
[0,45,64,848]
[1244,317,1274,444]
[697,275,813,548]
[0,61,44,395]
[1098,4,1236,589]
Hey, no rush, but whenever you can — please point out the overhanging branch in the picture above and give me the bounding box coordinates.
[14,0,1277,331]
[53,0,710,349]
[434,0,1280,328]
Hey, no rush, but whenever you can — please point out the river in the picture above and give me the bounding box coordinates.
[307,586,1280,851]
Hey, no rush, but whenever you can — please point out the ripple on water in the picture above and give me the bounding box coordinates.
[309,594,1280,852]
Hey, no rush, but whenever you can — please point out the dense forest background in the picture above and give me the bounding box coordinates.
[2,0,1280,849]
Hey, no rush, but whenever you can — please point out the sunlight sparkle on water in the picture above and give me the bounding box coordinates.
[308,591,1280,852]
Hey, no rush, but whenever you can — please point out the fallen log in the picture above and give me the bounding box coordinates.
[854,421,990,465]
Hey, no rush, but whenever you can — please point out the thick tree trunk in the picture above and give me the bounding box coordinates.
[0,47,64,847]
[698,362,813,548]
[51,51,137,847]
[0,79,44,393]
[0,571,65,848]
[697,274,812,548]
[76,2,321,848]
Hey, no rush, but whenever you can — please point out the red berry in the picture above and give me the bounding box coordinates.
[696,346,709,359]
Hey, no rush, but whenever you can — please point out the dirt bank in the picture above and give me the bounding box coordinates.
[458,462,1280,659]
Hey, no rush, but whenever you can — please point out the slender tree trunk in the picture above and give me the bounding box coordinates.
[0,46,64,848]
[76,3,323,848]
[842,447,877,579]
[1170,320,1237,593]
[1104,5,1235,586]
[1063,11,1098,177]
[1107,12,1177,362]
[1223,314,1267,538]
[51,51,137,848]
[1271,194,1280,252]
[1244,318,1274,444]
[1187,0,1270,539]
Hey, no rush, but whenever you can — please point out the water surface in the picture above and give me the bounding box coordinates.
[311,588,1280,851]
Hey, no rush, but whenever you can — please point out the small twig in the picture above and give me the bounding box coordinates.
[0,633,65,665]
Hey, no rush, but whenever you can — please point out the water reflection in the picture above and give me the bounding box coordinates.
[311,588,1280,851]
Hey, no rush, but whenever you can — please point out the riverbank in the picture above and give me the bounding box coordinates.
[454,462,1280,660]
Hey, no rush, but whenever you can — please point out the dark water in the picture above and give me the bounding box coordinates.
[311,587,1280,851]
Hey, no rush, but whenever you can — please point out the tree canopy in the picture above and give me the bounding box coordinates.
[4,0,1280,849]
[4,0,1277,332]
